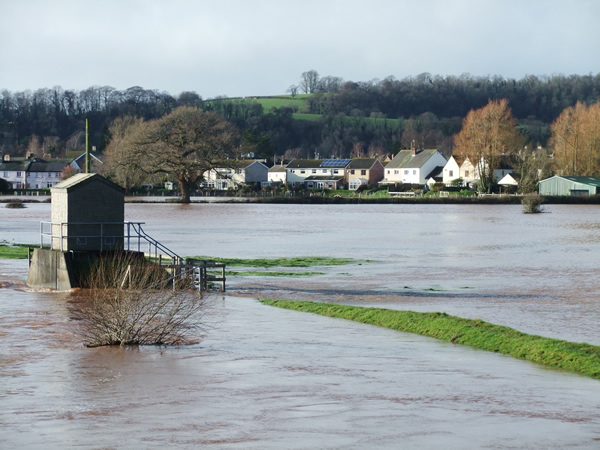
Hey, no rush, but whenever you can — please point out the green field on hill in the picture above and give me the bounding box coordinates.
[253,95,310,112]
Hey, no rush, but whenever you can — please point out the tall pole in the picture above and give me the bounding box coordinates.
[85,118,90,174]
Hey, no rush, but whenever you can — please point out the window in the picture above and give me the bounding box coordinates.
[361,169,366,175]
[449,170,453,177]
[17,171,21,176]
[394,170,399,175]
[387,170,390,175]
[465,170,469,177]
[312,169,316,173]
[333,169,339,174]
[350,169,355,175]
[404,170,409,175]
[2,171,7,177]
[300,170,305,174]
[413,170,416,175]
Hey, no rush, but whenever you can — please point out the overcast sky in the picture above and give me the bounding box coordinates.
[1,0,599,99]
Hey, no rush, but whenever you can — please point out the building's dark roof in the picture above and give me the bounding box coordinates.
[385,149,439,169]
[425,166,444,179]
[286,159,324,169]
[347,158,380,170]
[268,165,287,173]
[0,160,29,171]
[28,159,71,173]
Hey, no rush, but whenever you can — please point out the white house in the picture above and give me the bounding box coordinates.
[203,160,269,190]
[286,159,351,188]
[267,164,287,185]
[382,149,447,185]
[443,155,476,186]
[0,154,72,189]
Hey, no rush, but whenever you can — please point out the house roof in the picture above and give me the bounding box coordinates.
[72,152,104,166]
[52,173,124,193]
[544,176,600,187]
[425,166,443,179]
[28,159,72,173]
[0,159,29,171]
[286,159,324,169]
[268,165,287,173]
[347,158,380,170]
[498,173,520,185]
[385,149,440,169]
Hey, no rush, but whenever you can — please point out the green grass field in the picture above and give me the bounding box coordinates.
[0,244,31,259]
[254,95,310,112]
[261,299,600,380]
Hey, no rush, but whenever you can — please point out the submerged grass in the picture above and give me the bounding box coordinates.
[260,299,600,380]
[226,271,325,277]
[189,256,354,268]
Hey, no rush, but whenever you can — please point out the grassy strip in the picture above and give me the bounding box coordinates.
[189,256,353,268]
[227,271,324,277]
[0,244,31,259]
[260,299,600,380]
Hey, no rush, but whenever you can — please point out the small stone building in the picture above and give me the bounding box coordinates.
[50,173,125,252]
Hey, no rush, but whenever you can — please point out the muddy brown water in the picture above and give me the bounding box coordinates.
[2,202,600,448]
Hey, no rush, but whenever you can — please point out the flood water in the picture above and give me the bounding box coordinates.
[2,201,600,448]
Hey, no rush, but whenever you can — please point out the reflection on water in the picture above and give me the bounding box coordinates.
[2,203,600,447]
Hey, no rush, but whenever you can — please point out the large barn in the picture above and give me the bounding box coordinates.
[538,175,600,196]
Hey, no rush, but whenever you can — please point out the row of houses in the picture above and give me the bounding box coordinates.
[203,148,519,191]
[0,153,100,190]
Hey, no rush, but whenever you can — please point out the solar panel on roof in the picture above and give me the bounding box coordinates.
[320,159,351,167]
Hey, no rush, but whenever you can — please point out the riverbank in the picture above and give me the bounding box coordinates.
[262,299,600,380]
[4,194,599,205]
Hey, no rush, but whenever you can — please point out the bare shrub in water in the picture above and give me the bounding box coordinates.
[5,199,25,209]
[521,194,544,214]
[69,252,213,347]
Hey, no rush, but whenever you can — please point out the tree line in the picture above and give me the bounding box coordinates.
[2,73,600,159]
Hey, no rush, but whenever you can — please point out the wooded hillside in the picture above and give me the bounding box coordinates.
[1,73,599,161]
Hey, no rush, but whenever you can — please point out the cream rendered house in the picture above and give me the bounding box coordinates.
[382,149,447,185]
[443,155,476,186]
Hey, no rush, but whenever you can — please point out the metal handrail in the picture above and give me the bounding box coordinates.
[39,221,182,263]
[38,221,226,292]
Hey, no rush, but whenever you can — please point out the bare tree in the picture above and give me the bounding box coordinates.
[317,75,343,93]
[102,116,149,191]
[287,85,299,98]
[299,70,320,94]
[104,107,242,202]
[69,253,214,347]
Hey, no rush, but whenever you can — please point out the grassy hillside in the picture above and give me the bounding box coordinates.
[253,95,310,112]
